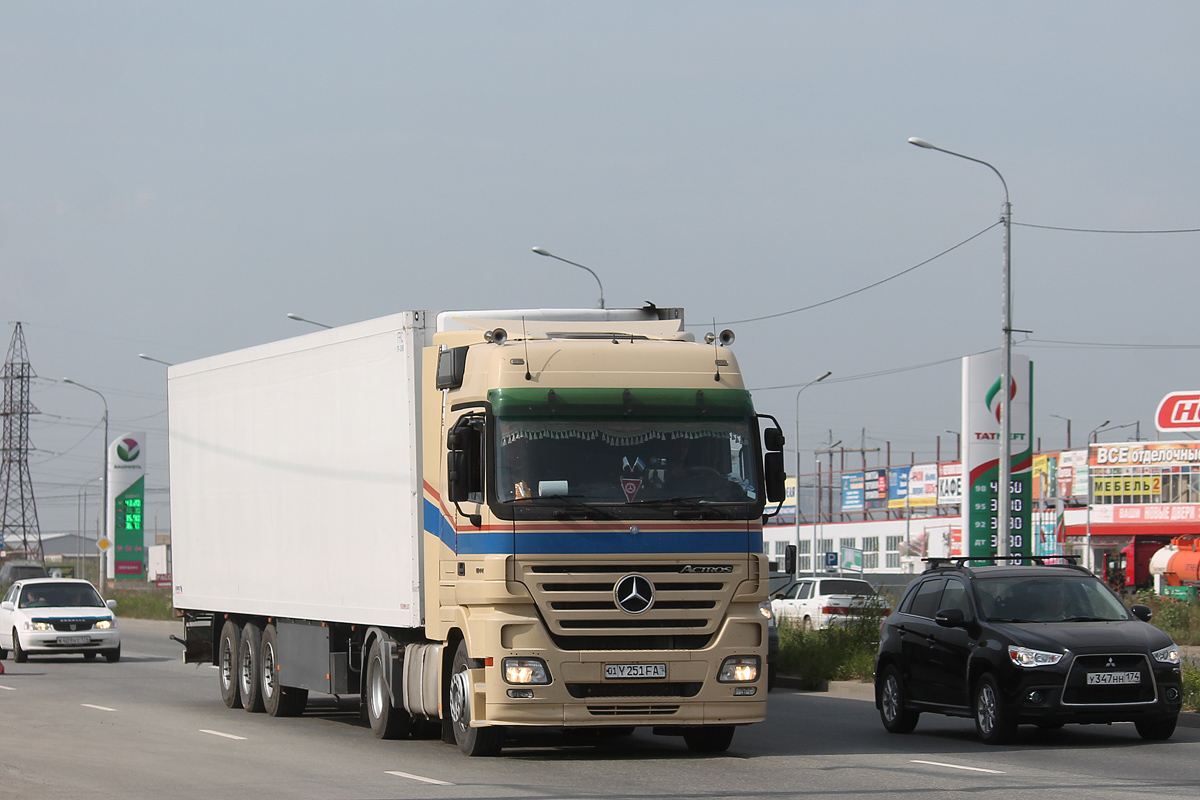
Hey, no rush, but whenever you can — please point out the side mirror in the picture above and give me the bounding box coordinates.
[784,544,797,577]
[446,416,483,504]
[764,451,785,502]
[935,608,966,628]
[106,599,118,610]
[0,601,12,612]
[1130,604,1153,622]
[763,427,785,452]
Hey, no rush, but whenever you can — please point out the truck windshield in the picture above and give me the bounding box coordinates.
[495,418,759,506]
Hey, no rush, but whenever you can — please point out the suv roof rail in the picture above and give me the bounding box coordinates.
[921,554,1083,574]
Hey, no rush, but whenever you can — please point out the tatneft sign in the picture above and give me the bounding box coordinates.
[962,353,1033,559]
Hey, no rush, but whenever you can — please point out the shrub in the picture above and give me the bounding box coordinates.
[1132,591,1200,646]
[777,609,882,688]
[1183,659,1200,713]
[107,586,175,620]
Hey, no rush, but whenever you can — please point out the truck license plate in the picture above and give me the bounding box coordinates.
[1086,671,1141,685]
[57,635,90,646]
[605,663,666,679]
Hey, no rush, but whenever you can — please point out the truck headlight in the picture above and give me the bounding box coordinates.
[95,618,114,630]
[1008,646,1065,667]
[1152,644,1180,665]
[718,655,760,683]
[502,657,551,685]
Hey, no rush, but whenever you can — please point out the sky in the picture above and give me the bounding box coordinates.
[4,2,1200,544]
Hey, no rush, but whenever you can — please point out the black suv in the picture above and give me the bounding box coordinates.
[875,556,1182,744]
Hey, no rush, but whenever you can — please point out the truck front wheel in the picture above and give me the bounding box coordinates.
[449,640,502,756]
[218,620,242,709]
[365,638,411,739]
[682,725,735,753]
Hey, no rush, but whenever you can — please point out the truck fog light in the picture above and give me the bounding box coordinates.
[507,688,535,699]
[718,655,760,683]
[503,657,551,685]
[733,686,757,696]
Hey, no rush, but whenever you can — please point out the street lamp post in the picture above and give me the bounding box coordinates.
[1051,414,1072,449]
[910,137,1013,557]
[63,378,109,594]
[814,440,843,576]
[532,247,605,309]
[794,372,832,575]
[286,313,333,329]
[945,430,961,461]
[1089,419,1112,444]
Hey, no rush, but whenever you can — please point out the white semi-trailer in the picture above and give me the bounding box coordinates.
[170,307,786,755]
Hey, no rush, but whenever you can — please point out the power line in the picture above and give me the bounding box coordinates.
[1014,222,1200,234]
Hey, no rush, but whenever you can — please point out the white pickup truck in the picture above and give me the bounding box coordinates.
[770,577,888,630]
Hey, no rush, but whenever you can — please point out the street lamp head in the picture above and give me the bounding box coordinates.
[816,370,832,382]
[908,137,936,149]
[531,247,552,257]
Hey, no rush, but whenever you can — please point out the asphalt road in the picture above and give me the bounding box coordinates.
[1,618,1198,800]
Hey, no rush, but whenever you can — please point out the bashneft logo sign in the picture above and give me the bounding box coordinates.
[117,438,140,462]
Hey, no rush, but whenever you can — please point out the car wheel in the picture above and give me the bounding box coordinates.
[260,624,307,717]
[364,638,411,739]
[449,640,503,756]
[1135,714,1177,741]
[878,664,919,733]
[104,645,121,663]
[682,725,735,753]
[12,629,27,663]
[974,673,1017,745]
[218,619,242,709]
[239,622,265,713]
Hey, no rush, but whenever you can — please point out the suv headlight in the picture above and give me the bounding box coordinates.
[1008,646,1065,667]
[95,618,114,630]
[1152,644,1180,665]
[502,657,550,685]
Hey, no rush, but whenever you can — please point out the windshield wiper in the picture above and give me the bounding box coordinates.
[530,495,616,520]
[625,496,732,519]
[1061,616,1115,622]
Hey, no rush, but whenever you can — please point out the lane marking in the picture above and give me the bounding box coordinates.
[81,704,116,712]
[0,685,16,691]
[911,760,1006,774]
[385,770,454,786]
[200,729,248,740]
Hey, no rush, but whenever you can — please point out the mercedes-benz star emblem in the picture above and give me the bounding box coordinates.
[614,574,654,615]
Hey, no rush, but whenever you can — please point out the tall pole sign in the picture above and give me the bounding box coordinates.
[107,432,146,580]
[963,355,1033,561]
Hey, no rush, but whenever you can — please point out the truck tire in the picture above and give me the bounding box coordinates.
[261,624,308,717]
[218,620,242,709]
[449,640,502,756]
[365,638,412,739]
[239,621,265,713]
[683,725,735,753]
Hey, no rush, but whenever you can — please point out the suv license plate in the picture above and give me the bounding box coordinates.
[605,663,666,679]
[1086,671,1141,685]
[57,635,90,646]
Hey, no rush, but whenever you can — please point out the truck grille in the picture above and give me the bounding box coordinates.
[1062,654,1157,706]
[519,560,745,651]
[587,704,680,716]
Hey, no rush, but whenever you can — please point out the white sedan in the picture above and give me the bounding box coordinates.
[770,577,889,630]
[0,578,121,662]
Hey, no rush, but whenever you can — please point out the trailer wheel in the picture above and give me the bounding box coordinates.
[239,621,265,712]
[365,638,412,739]
[449,640,502,756]
[261,624,307,717]
[218,620,242,709]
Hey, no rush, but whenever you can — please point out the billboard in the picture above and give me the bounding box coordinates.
[938,462,963,505]
[1156,391,1200,432]
[907,463,939,507]
[962,354,1033,560]
[887,467,910,508]
[841,472,864,512]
